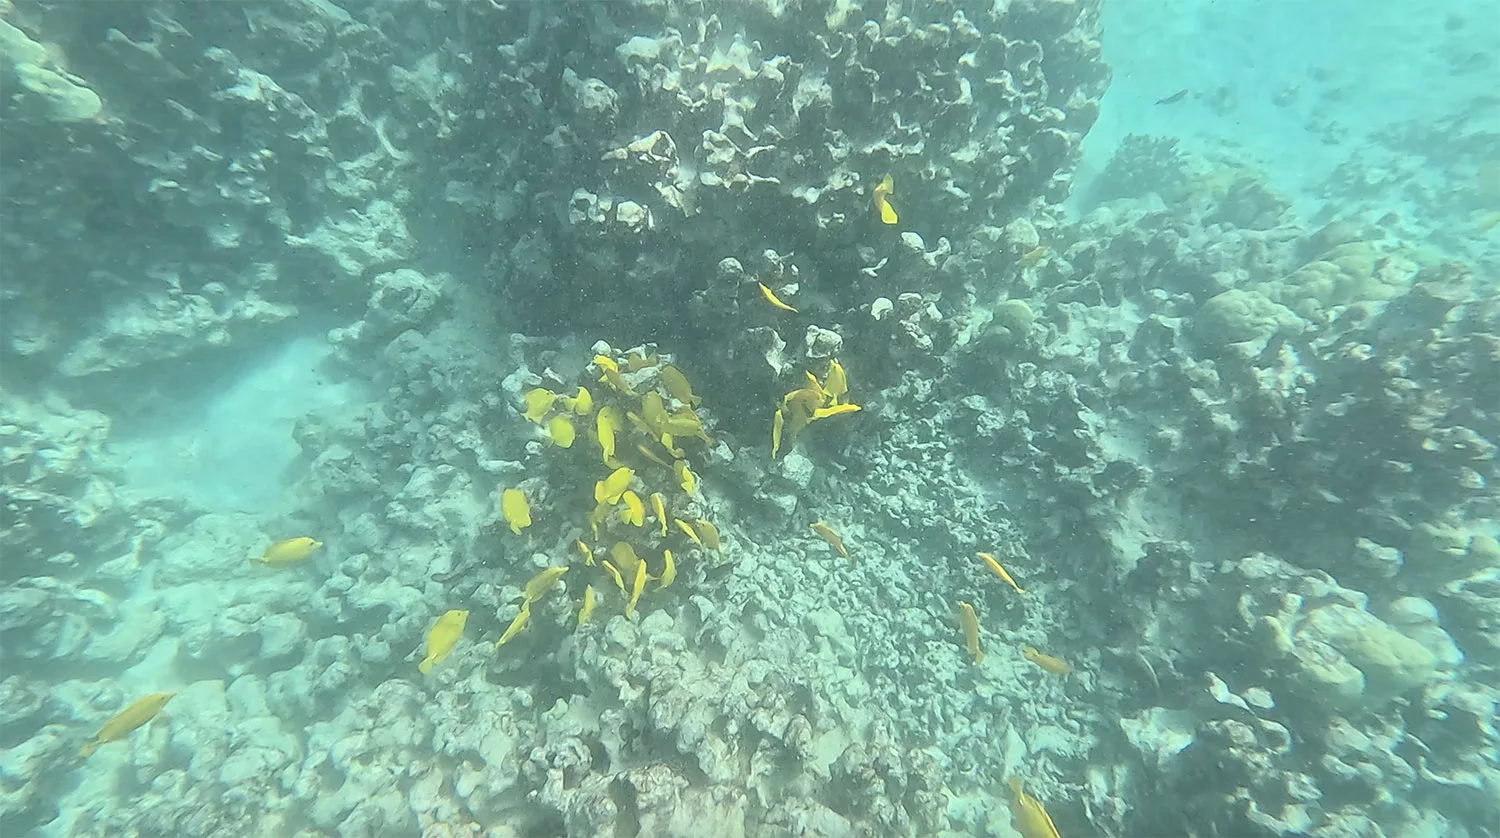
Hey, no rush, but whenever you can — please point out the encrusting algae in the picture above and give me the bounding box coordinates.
[79,692,176,758]
[251,537,322,566]
[419,610,468,674]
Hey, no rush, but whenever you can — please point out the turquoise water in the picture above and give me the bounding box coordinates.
[2,1,1495,836]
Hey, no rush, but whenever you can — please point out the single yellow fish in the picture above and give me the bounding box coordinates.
[675,518,703,547]
[771,408,785,458]
[419,609,469,674]
[811,403,861,420]
[635,442,674,468]
[958,601,983,665]
[494,603,530,648]
[546,414,576,448]
[659,365,701,407]
[523,566,569,604]
[574,539,595,566]
[578,585,596,626]
[695,519,721,551]
[587,502,609,542]
[594,354,637,396]
[758,282,799,313]
[1022,646,1071,676]
[501,488,531,534]
[650,492,668,536]
[873,173,898,225]
[79,692,177,758]
[809,522,848,558]
[619,490,646,526]
[978,552,1026,594]
[1007,777,1062,838]
[594,466,634,505]
[626,554,647,619]
[674,460,696,494]
[252,537,323,566]
[823,359,848,404]
[596,405,621,466]
[522,388,557,424]
[660,549,676,589]
[623,350,659,372]
[602,559,626,591]
[609,542,641,575]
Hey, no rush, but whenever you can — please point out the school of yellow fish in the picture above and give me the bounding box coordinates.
[87,178,1069,833]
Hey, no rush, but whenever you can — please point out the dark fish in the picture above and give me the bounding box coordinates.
[1155,88,1190,105]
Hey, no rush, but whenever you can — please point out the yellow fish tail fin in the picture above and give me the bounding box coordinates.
[79,741,99,759]
[418,657,435,675]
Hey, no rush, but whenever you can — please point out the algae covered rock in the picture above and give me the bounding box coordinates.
[991,299,1036,346]
[0,19,101,122]
[1295,604,1438,707]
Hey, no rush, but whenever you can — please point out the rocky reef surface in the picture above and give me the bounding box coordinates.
[2,1,1496,837]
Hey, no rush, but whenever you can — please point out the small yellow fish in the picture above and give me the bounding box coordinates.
[660,549,676,589]
[602,559,626,591]
[1007,777,1062,838]
[574,539,594,566]
[594,466,634,505]
[522,388,557,424]
[252,537,323,566]
[675,518,703,547]
[1018,245,1049,268]
[596,405,621,465]
[523,566,569,604]
[659,365,701,407]
[873,173,898,225]
[623,350,659,372]
[823,359,848,404]
[978,552,1026,594]
[577,585,596,626]
[1021,646,1071,676]
[811,403,861,420]
[695,519,721,551]
[594,354,637,396]
[635,442,674,468]
[809,522,848,558]
[626,554,647,619]
[620,490,646,526]
[958,601,983,665]
[650,492,668,536]
[501,488,531,534]
[610,541,641,575]
[79,692,177,758]
[587,502,609,541]
[494,603,530,648]
[419,609,469,674]
[560,385,593,415]
[674,460,696,494]
[758,282,799,313]
[771,408,785,458]
[546,414,576,448]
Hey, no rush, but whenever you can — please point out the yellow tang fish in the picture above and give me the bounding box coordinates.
[501,488,531,534]
[577,585,597,627]
[758,282,799,313]
[1007,777,1062,838]
[574,539,594,566]
[660,549,676,589]
[873,173,898,225]
[587,502,609,541]
[546,414,576,448]
[79,691,177,758]
[1022,646,1072,676]
[674,460,696,494]
[958,601,983,665]
[636,442,674,469]
[596,405,621,466]
[623,350,659,372]
[252,537,322,566]
[674,518,703,547]
[625,555,647,619]
[523,566,569,604]
[601,559,626,591]
[809,522,848,558]
[609,542,641,575]
[419,609,469,674]
[594,354,637,396]
[650,492,669,536]
[978,552,1026,594]
[620,490,646,526]
[659,365,701,407]
[695,519,721,551]
[823,359,848,405]
[811,404,861,420]
[771,409,785,458]
[494,603,530,648]
[594,466,634,505]
[522,388,557,424]
[560,385,594,416]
